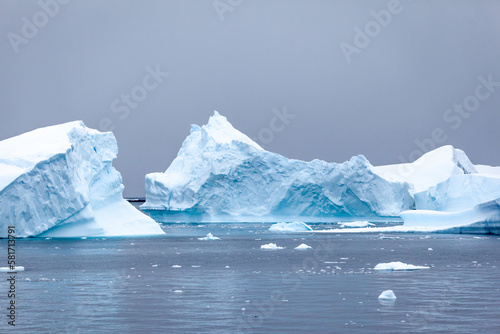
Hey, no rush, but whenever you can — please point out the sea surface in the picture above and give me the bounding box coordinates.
[1,223,499,333]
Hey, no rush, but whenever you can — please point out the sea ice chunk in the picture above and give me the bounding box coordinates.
[197,233,220,240]
[294,243,313,250]
[378,290,397,300]
[0,266,24,272]
[0,121,164,238]
[268,222,313,232]
[374,262,429,271]
[260,243,284,250]
[339,221,375,228]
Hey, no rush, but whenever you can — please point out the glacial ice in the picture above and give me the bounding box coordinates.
[0,266,24,272]
[339,221,375,228]
[378,290,397,300]
[142,112,414,220]
[374,262,429,271]
[197,233,220,240]
[0,121,165,238]
[294,243,313,250]
[260,243,284,250]
[268,222,313,232]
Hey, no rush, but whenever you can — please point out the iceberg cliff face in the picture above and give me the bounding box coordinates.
[142,112,414,220]
[0,121,164,238]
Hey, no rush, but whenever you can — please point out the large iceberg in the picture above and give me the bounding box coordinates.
[142,112,414,221]
[373,148,500,234]
[0,121,165,238]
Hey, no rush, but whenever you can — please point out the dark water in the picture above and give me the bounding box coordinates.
[1,224,499,333]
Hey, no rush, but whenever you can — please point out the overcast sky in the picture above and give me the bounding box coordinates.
[1,0,499,196]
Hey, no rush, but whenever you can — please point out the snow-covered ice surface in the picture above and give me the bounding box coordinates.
[294,243,313,250]
[0,121,165,238]
[339,221,375,228]
[372,145,477,194]
[260,243,284,250]
[142,111,414,220]
[268,222,313,232]
[378,290,397,300]
[374,262,429,271]
[197,233,220,240]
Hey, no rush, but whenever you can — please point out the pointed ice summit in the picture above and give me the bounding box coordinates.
[142,111,414,221]
[0,121,165,238]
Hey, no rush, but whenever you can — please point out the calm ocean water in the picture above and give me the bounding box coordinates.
[1,223,499,333]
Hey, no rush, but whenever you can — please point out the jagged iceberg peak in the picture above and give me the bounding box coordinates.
[201,111,264,151]
[0,121,165,238]
[143,112,414,220]
[373,145,477,194]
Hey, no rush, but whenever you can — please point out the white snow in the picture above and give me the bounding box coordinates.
[0,121,164,238]
[197,233,220,240]
[260,243,284,250]
[373,145,477,194]
[339,221,375,228]
[0,266,24,272]
[374,262,429,271]
[294,243,312,250]
[268,222,313,232]
[143,111,414,218]
[378,290,397,300]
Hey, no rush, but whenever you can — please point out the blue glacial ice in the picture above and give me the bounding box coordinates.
[142,112,414,221]
[0,121,165,238]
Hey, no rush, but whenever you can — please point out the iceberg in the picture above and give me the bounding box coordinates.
[268,222,313,232]
[372,145,477,194]
[374,262,429,271]
[197,233,220,240]
[294,243,313,250]
[142,112,414,221]
[338,221,375,228]
[378,290,397,300]
[0,121,165,238]
[260,243,284,250]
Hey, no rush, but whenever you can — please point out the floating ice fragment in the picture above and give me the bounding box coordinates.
[197,233,220,241]
[374,262,429,271]
[269,222,312,232]
[378,290,397,300]
[295,243,312,250]
[171,265,182,268]
[0,266,24,272]
[260,243,284,250]
[339,221,375,228]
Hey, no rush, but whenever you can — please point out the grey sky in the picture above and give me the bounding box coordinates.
[1,0,499,196]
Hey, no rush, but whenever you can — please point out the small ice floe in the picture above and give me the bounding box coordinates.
[171,265,182,268]
[260,243,284,250]
[152,264,159,268]
[268,222,313,232]
[378,290,397,300]
[339,221,375,228]
[225,266,230,268]
[295,244,313,250]
[428,248,433,251]
[0,266,24,272]
[81,237,87,240]
[374,262,429,271]
[173,290,183,294]
[197,233,220,241]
